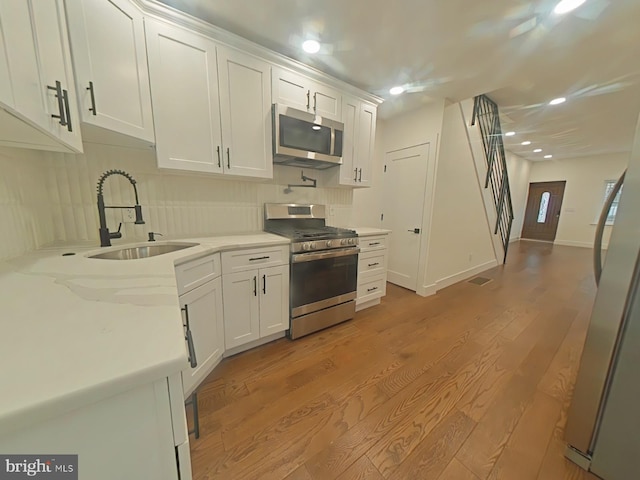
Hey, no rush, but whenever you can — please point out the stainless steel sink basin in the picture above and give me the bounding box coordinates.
[89,242,199,260]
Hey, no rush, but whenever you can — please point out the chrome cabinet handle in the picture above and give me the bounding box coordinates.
[87,81,97,115]
[368,262,379,267]
[62,89,73,132]
[227,147,231,169]
[313,92,317,112]
[306,90,310,110]
[262,274,266,294]
[358,168,362,182]
[369,242,381,246]
[181,304,197,368]
[216,146,221,168]
[253,276,257,296]
[367,286,378,292]
[354,168,358,181]
[249,256,270,261]
[47,81,67,127]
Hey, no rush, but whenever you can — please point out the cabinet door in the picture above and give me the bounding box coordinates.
[180,277,224,397]
[272,67,310,112]
[0,1,46,128]
[223,270,260,349]
[65,0,154,143]
[217,46,273,179]
[146,18,223,174]
[259,264,289,337]
[30,0,83,152]
[356,102,377,187]
[310,81,342,121]
[338,96,359,186]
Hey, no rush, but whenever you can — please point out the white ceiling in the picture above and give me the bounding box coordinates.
[155,0,640,161]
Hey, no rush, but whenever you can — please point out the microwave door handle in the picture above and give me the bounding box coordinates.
[330,126,335,156]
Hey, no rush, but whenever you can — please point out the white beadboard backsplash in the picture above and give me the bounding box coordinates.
[0,147,56,261]
[0,142,355,259]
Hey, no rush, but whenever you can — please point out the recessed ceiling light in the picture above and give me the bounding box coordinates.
[505,131,516,137]
[521,141,531,146]
[549,97,566,105]
[389,86,404,95]
[302,39,320,54]
[534,148,543,153]
[554,0,586,15]
[544,154,553,159]
[311,125,321,131]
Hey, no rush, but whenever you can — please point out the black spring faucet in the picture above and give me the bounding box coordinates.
[96,170,145,247]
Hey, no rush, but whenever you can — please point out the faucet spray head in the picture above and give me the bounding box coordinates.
[134,204,145,224]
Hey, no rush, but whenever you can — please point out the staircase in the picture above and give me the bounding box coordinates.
[471,94,514,263]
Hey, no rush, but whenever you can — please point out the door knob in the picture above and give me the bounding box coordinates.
[407,228,420,234]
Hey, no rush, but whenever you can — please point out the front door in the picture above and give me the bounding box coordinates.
[521,181,566,241]
[382,143,430,291]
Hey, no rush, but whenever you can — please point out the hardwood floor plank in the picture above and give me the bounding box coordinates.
[385,410,476,480]
[438,458,481,480]
[335,455,384,480]
[487,390,562,480]
[284,464,313,480]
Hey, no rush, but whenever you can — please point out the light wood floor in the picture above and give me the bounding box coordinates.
[189,241,601,480]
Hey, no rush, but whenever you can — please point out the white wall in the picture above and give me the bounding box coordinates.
[0,147,56,261]
[425,101,497,292]
[505,151,532,241]
[0,142,356,259]
[528,153,629,248]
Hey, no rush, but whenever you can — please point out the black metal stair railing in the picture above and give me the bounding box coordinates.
[471,95,514,263]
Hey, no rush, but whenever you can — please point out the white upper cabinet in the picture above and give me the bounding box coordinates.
[146,18,273,179]
[146,18,223,174]
[0,13,13,109]
[330,95,377,188]
[272,67,342,121]
[65,0,154,143]
[0,0,82,153]
[217,46,273,179]
[357,101,377,187]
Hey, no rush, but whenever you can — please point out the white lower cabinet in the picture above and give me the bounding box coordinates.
[179,277,224,398]
[175,254,224,398]
[0,378,190,480]
[221,247,290,352]
[356,233,390,311]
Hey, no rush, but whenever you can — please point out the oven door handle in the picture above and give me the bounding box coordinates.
[292,247,359,263]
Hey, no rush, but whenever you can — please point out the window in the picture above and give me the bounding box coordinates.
[603,180,623,224]
[537,192,550,223]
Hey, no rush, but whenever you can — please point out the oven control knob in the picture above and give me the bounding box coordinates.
[349,238,355,245]
[302,242,310,251]
[309,242,316,250]
[326,240,332,248]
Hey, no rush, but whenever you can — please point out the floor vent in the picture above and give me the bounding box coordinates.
[468,276,492,286]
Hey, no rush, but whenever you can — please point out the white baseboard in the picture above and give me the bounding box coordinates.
[509,236,521,243]
[419,259,498,297]
[554,240,605,249]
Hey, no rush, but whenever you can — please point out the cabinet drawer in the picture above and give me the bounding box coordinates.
[222,245,289,274]
[175,253,221,296]
[357,274,386,303]
[358,250,386,277]
[359,235,387,251]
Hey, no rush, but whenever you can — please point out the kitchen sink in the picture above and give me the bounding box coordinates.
[88,242,199,260]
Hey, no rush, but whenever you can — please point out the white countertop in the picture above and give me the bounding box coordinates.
[0,233,288,437]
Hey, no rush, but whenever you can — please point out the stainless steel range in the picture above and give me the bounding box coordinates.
[264,203,359,339]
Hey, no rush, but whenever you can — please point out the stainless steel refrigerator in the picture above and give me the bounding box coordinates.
[564,115,640,479]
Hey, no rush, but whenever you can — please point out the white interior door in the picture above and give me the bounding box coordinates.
[382,144,430,291]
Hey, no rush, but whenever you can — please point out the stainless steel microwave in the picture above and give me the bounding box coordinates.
[272,104,344,169]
